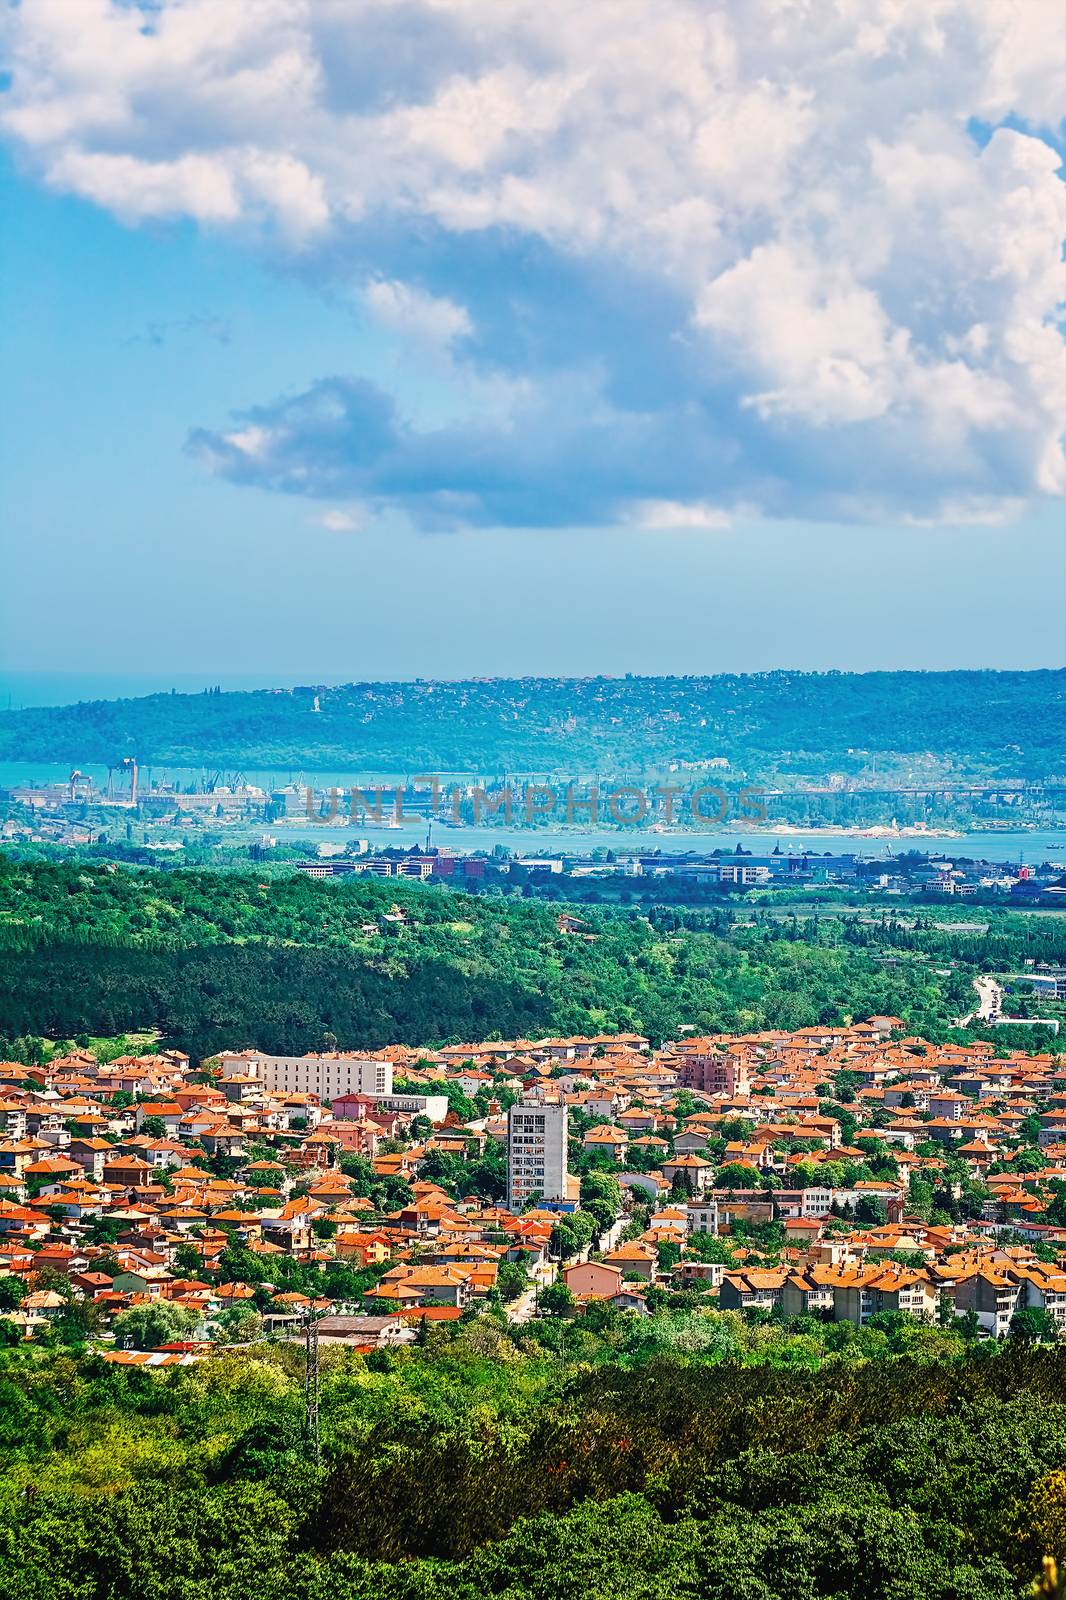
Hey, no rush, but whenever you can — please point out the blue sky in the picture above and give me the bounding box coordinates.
[1,1,1064,697]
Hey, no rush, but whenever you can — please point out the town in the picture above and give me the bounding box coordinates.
[5,1018,1066,1358]
[289,838,1066,907]
[4,762,1065,884]
[4,768,1066,909]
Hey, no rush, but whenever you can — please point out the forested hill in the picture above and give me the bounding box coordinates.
[1,855,1061,1060]
[1,670,1063,778]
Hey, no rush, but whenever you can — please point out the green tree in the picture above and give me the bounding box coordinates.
[715,1163,759,1190]
[1010,1306,1059,1342]
[538,1281,575,1317]
[212,1306,265,1345]
[657,1241,682,1274]
[112,1301,200,1350]
[496,1262,529,1303]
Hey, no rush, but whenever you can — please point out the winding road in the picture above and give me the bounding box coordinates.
[955,975,1002,1027]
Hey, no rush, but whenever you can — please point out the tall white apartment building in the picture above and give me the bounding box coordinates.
[217,1051,393,1102]
[507,1100,568,1210]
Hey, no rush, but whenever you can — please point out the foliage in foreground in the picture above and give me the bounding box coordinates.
[4,1328,1066,1599]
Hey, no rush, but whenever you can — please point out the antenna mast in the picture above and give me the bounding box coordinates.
[303,1308,321,1465]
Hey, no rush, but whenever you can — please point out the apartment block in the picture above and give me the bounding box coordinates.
[675,1050,752,1097]
[507,1101,568,1210]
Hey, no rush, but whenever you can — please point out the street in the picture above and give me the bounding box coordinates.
[955,974,1002,1026]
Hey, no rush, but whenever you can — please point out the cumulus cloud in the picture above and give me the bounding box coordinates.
[3,0,1066,527]
[186,370,752,528]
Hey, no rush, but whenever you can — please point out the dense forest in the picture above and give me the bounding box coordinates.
[2,670,1063,779]
[2,856,1063,1058]
[5,1328,1066,1599]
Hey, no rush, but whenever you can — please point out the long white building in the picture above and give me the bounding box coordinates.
[217,1050,393,1102]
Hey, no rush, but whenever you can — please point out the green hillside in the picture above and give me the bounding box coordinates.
[1,671,1063,779]
[3,855,1063,1059]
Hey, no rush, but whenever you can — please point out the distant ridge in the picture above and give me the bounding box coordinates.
[0,670,1062,780]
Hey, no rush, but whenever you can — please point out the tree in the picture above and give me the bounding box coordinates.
[832,1069,862,1103]
[686,1231,738,1266]
[1010,1306,1058,1342]
[87,1215,125,1246]
[462,1146,507,1202]
[53,1299,106,1345]
[1019,1114,1043,1146]
[323,1260,386,1304]
[550,1210,596,1260]
[719,1117,756,1142]
[538,1281,575,1317]
[174,1242,205,1278]
[715,1163,759,1190]
[218,1244,270,1284]
[657,1241,682,1274]
[670,1090,702,1120]
[338,1152,377,1190]
[113,1301,200,1350]
[0,1278,23,1311]
[496,1262,529,1303]
[212,1306,265,1345]
[579,1171,622,1232]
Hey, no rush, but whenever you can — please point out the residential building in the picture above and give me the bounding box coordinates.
[674,1048,752,1097]
[507,1100,568,1210]
[218,1051,394,1102]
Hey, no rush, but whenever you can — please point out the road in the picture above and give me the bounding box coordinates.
[506,1217,628,1323]
[506,1254,559,1324]
[508,1287,539,1324]
[955,974,1002,1026]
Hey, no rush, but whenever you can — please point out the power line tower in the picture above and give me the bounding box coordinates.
[303,1309,321,1466]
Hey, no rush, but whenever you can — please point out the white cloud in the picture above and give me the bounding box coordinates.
[47,149,241,223]
[222,425,277,458]
[317,506,366,532]
[2,0,1065,525]
[903,496,1029,527]
[630,501,733,531]
[362,278,472,348]
[697,245,905,426]
[238,151,329,239]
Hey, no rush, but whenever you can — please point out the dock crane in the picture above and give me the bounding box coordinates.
[67,769,93,803]
[106,757,139,805]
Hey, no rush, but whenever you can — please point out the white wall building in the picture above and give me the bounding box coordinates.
[217,1051,393,1102]
[507,1100,568,1210]
[686,1198,720,1235]
[375,1093,450,1124]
